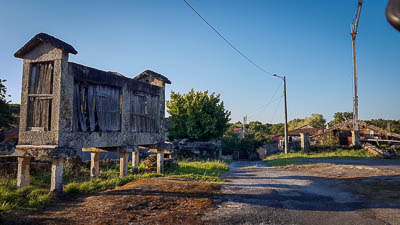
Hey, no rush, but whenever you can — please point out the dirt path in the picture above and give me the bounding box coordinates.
[4,160,400,225]
[5,178,219,225]
[202,160,400,225]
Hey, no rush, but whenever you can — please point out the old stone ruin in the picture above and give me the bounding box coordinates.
[274,121,400,158]
[171,139,222,160]
[1,33,171,193]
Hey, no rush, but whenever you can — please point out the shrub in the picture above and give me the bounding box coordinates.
[167,89,231,141]
[64,182,81,194]
[0,186,51,211]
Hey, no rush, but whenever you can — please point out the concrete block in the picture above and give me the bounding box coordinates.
[157,151,164,174]
[132,151,139,172]
[120,152,129,177]
[50,158,65,193]
[17,157,31,188]
[300,133,310,152]
[90,152,100,177]
[352,131,360,147]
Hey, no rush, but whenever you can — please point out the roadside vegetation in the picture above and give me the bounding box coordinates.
[165,160,230,182]
[265,149,376,167]
[167,89,231,141]
[221,122,277,160]
[0,159,229,212]
[0,79,19,129]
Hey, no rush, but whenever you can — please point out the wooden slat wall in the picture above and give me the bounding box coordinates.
[73,80,161,133]
[130,91,160,133]
[87,85,95,131]
[28,63,53,94]
[27,62,54,131]
[73,81,121,132]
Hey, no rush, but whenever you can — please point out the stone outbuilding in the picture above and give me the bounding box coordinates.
[9,33,171,193]
[311,120,400,147]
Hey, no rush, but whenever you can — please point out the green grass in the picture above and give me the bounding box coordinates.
[164,160,230,182]
[0,183,51,211]
[265,149,377,167]
[64,173,162,194]
[0,162,159,212]
[0,159,230,212]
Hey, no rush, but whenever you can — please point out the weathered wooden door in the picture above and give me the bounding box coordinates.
[26,62,54,131]
[130,91,160,133]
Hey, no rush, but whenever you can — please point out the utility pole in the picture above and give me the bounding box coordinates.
[351,0,362,147]
[273,74,288,154]
[241,116,247,139]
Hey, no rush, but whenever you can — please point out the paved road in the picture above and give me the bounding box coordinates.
[203,161,400,225]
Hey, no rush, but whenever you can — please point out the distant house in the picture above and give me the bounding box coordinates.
[233,127,242,134]
[278,125,323,150]
[270,134,280,143]
[288,125,323,142]
[311,120,400,146]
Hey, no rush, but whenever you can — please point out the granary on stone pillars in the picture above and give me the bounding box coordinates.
[11,33,171,193]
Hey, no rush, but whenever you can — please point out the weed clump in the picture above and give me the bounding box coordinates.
[265,148,377,167]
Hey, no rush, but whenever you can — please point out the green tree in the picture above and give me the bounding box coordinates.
[247,121,272,144]
[309,113,326,128]
[270,123,284,136]
[366,119,400,134]
[0,79,14,128]
[167,89,231,141]
[248,121,270,135]
[288,114,326,130]
[332,112,353,125]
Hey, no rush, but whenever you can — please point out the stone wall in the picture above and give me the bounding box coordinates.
[257,143,278,159]
[172,140,222,159]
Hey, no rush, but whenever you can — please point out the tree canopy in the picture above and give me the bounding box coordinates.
[0,79,14,129]
[330,112,353,125]
[166,89,231,141]
[366,119,400,134]
[288,114,326,130]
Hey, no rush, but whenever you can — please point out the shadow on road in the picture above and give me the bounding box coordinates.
[85,174,400,212]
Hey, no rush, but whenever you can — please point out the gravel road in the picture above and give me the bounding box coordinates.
[203,161,400,225]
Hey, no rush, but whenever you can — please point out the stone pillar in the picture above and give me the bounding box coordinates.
[352,131,360,148]
[50,158,65,194]
[120,152,129,177]
[300,133,310,152]
[17,157,31,188]
[132,151,140,174]
[157,150,164,174]
[90,152,100,178]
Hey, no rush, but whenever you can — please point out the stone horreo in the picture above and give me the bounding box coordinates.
[11,33,171,193]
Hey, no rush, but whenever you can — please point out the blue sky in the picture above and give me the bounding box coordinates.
[1,0,399,124]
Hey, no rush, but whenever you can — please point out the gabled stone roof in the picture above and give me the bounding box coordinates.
[14,33,78,58]
[134,70,171,84]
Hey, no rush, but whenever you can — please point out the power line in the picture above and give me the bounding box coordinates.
[252,95,283,121]
[271,94,284,123]
[247,80,282,119]
[183,0,274,76]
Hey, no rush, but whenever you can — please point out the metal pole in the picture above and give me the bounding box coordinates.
[283,76,288,154]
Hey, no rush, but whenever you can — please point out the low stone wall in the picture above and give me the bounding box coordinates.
[0,161,52,175]
[172,140,222,159]
[362,143,395,158]
[0,142,16,155]
[257,143,279,159]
